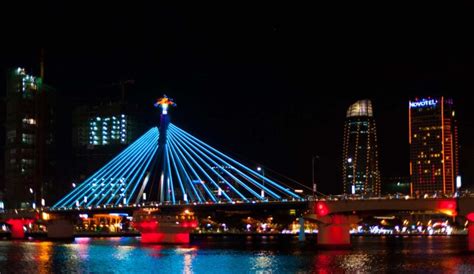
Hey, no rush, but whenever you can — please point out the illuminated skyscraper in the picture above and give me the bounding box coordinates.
[409,97,459,195]
[342,99,381,196]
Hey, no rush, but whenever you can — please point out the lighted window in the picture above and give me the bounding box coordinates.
[22,118,36,126]
[88,114,129,145]
[20,158,34,174]
[21,133,35,145]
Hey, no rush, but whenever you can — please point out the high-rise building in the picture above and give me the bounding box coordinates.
[3,67,57,208]
[409,97,459,195]
[342,99,381,196]
[72,102,146,183]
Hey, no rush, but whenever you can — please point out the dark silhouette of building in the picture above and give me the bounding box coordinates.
[3,67,57,208]
[342,99,381,196]
[409,97,459,195]
[382,176,410,195]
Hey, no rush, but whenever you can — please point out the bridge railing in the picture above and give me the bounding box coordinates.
[38,191,474,212]
[47,197,310,211]
[308,191,474,202]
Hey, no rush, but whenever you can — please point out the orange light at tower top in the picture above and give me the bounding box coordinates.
[154,94,176,114]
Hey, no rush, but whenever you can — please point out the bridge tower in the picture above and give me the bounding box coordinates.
[154,95,175,203]
[134,96,198,244]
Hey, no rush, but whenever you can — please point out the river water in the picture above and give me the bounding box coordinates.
[1,236,474,273]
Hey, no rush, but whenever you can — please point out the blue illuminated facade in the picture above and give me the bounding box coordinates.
[72,101,146,185]
[409,98,438,108]
[88,114,128,145]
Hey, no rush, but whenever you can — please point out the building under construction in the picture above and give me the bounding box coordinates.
[3,67,57,208]
[71,97,147,186]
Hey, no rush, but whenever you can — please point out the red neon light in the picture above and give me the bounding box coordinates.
[441,96,446,194]
[6,219,35,239]
[133,220,159,232]
[134,220,198,230]
[466,212,474,222]
[141,232,190,244]
[468,222,474,251]
[181,220,198,228]
[319,224,349,245]
[437,200,457,216]
[315,202,329,217]
[317,215,351,246]
[331,215,347,225]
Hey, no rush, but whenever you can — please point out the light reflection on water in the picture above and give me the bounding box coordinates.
[0,236,473,273]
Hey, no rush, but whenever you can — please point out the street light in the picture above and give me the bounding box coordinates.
[257,166,264,198]
[29,187,37,209]
[312,155,320,197]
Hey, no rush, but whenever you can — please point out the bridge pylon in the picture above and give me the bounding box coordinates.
[154,95,176,203]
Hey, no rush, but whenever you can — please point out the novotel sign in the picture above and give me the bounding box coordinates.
[409,98,438,108]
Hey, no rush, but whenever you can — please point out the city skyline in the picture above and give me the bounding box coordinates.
[1,3,474,272]
[1,64,473,198]
[1,3,474,196]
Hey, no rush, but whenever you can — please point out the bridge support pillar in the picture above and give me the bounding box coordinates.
[141,230,191,244]
[134,211,198,244]
[317,215,358,248]
[298,217,306,242]
[5,219,35,239]
[47,219,74,240]
[468,222,474,252]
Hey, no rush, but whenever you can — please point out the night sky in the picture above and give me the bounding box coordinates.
[1,2,473,194]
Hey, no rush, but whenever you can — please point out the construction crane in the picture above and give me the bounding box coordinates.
[96,80,135,102]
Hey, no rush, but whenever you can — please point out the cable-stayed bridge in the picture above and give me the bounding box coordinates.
[44,95,306,244]
[53,101,304,209]
[3,96,474,249]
